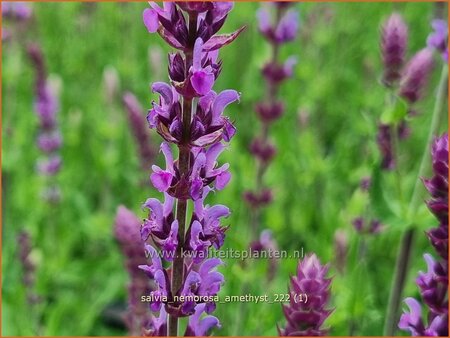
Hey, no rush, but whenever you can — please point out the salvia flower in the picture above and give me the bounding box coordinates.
[115,206,152,335]
[352,217,383,235]
[244,3,298,255]
[2,1,32,21]
[123,92,156,169]
[28,44,62,202]
[399,134,448,337]
[278,254,333,336]
[427,20,448,62]
[380,13,408,86]
[423,133,449,230]
[257,5,299,44]
[139,2,242,335]
[399,48,434,104]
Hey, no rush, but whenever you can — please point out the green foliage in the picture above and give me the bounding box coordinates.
[2,2,447,336]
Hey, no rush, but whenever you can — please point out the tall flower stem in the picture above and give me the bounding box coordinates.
[168,12,197,336]
[383,63,448,336]
[250,17,280,238]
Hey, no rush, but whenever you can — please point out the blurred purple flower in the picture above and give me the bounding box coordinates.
[427,20,448,62]
[278,254,333,336]
[37,132,62,153]
[380,13,408,86]
[399,48,434,104]
[184,304,221,336]
[2,1,32,21]
[257,5,299,44]
[28,44,63,202]
[123,92,156,169]
[249,137,277,164]
[352,217,384,235]
[114,206,152,335]
[243,189,273,209]
[377,123,395,170]
[37,156,62,176]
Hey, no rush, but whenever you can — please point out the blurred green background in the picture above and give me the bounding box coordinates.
[2,1,448,336]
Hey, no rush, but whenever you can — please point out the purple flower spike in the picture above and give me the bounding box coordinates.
[28,43,62,201]
[279,254,333,336]
[399,134,448,337]
[427,20,448,62]
[141,2,240,334]
[380,13,408,86]
[122,92,155,169]
[246,4,299,263]
[114,206,152,335]
[399,48,434,104]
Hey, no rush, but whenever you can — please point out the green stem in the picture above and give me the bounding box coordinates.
[383,63,448,336]
[167,12,198,337]
[392,123,406,216]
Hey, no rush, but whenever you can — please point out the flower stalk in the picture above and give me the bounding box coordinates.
[244,2,299,256]
[139,2,243,336]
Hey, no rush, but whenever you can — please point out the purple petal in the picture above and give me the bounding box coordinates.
[182,271,201,295]
[194,186,213,218]
[143,8,159,33]
[199,258,223,277]
[197,316,221,336]
[160,142,174,171]
[207,204,230,222]
[143,198,164,224]
[283,56,297,77]
[144,244,163,270]
[151,82,173,105]
[215,170,231,190]
[150,166,173,192]
[163,192,175,216]
[162,220,179,260]
[212,90,240,122]
[191,70,215,96]
[205,143,226,171]
[190,177,204,201]
[198,90,216,111]
[276,9,299,42]
[256,7,271,33]
[211,2,234,22]
[203,26,246,51]
[192,38,204,70]
[223,119,236,142]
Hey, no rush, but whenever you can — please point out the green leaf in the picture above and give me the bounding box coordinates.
[369,165,396,222]
[380,97,408,125]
